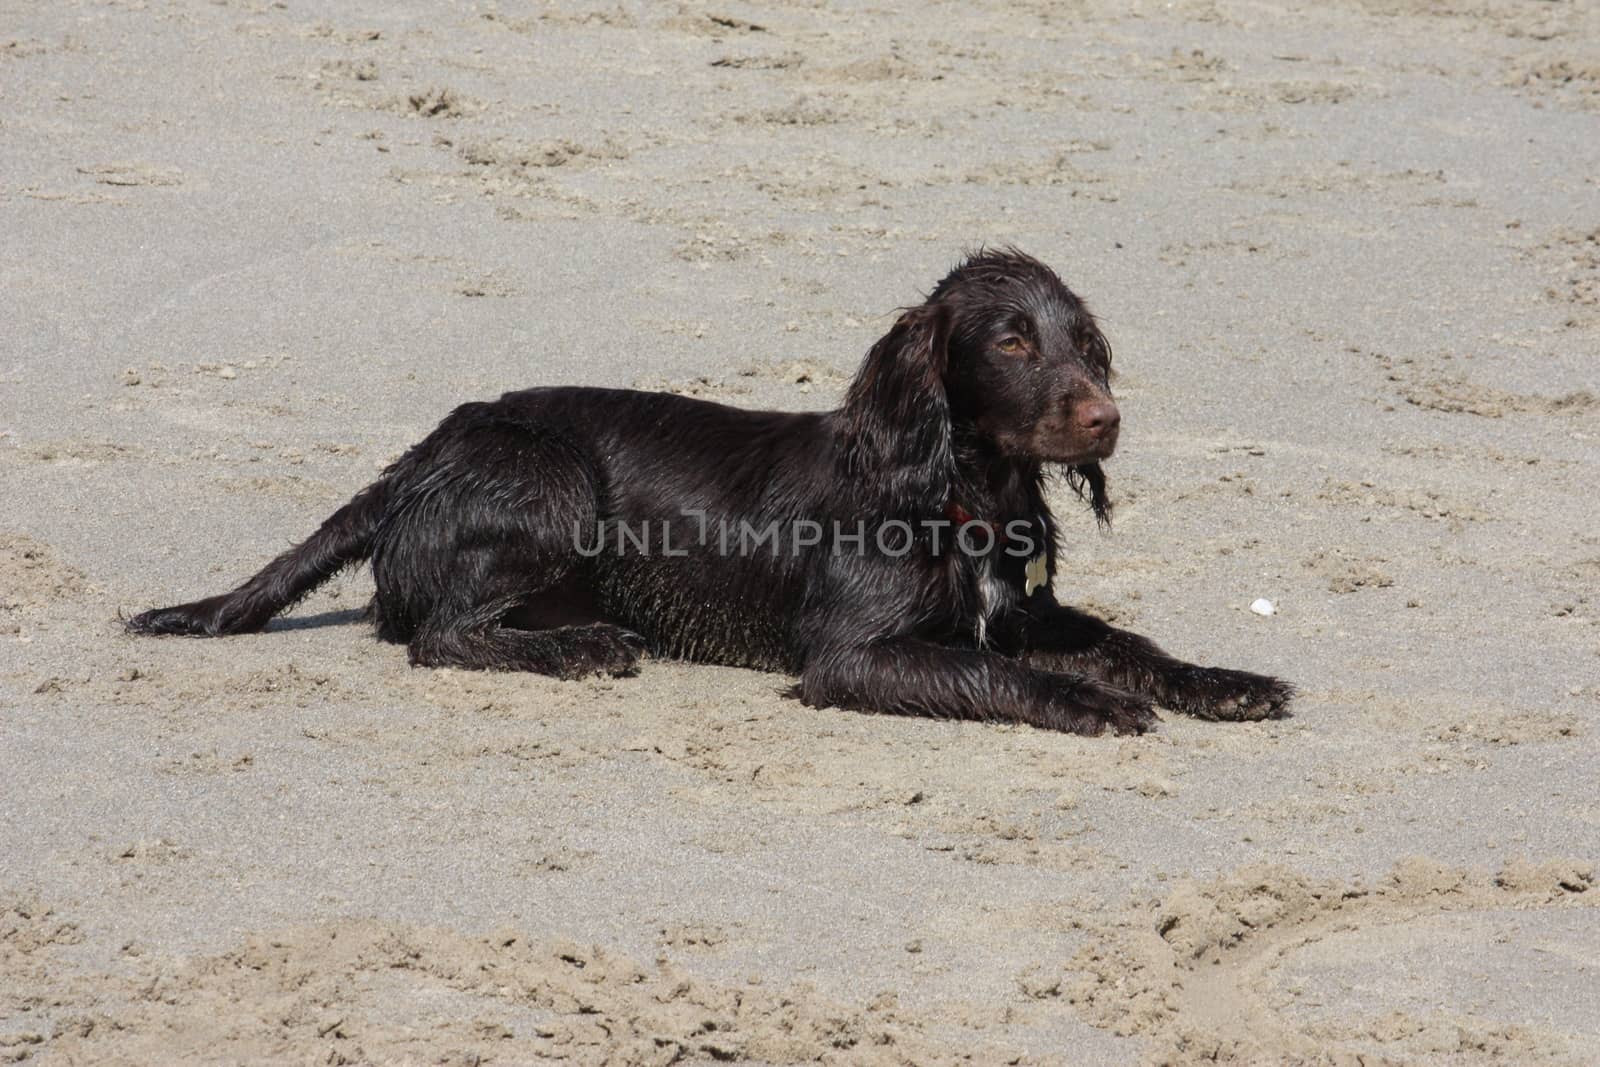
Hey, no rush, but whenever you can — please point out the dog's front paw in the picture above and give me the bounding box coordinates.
[1049,677,1159,737]
[1164,666,1293,722]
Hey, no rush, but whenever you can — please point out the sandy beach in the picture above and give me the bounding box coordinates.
[3,0,1598,1062]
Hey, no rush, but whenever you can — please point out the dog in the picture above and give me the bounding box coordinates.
[128,249,1292,735]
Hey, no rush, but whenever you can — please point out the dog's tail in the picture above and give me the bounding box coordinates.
[126,477,392,637]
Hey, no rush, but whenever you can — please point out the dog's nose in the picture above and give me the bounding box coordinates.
[1076,401,1121,436]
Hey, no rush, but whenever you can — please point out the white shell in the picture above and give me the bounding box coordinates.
[1249,598,1277,616]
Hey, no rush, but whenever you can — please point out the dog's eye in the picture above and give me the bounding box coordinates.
[996,336,1024,354]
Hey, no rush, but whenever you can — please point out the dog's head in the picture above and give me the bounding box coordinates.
[843,248,1117,521]
[931,249,1119,466]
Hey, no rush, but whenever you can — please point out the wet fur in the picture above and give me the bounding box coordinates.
[128,250,1292,735]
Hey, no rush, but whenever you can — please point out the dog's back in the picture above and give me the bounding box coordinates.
[479,387,847,670]
[129,385,848,673]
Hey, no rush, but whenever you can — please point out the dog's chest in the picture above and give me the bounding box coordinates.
[970,554,1024,647]
[960,518,1049,647]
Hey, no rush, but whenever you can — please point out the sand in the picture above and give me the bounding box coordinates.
[2,0,1598,1063]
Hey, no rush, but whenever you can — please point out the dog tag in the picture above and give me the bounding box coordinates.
[1024,553,1048,596]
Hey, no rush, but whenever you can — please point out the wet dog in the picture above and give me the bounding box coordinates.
[129,249,1292,735]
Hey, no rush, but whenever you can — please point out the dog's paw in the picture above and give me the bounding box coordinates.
[1164,666,1293,722]
[556,624,646,679]
[1050,677,1159,737]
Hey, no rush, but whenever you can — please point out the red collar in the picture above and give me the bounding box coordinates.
[945,500,1008,543]
[945,500,982,527]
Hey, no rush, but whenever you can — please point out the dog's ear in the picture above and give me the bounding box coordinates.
[842,303,954,515]
[1065,462,1112,528]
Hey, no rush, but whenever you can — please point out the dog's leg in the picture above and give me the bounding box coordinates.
[798,637,1157,736]
[409,607,643,677]
[1020,604,1291,721]
[367,412,643,679]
